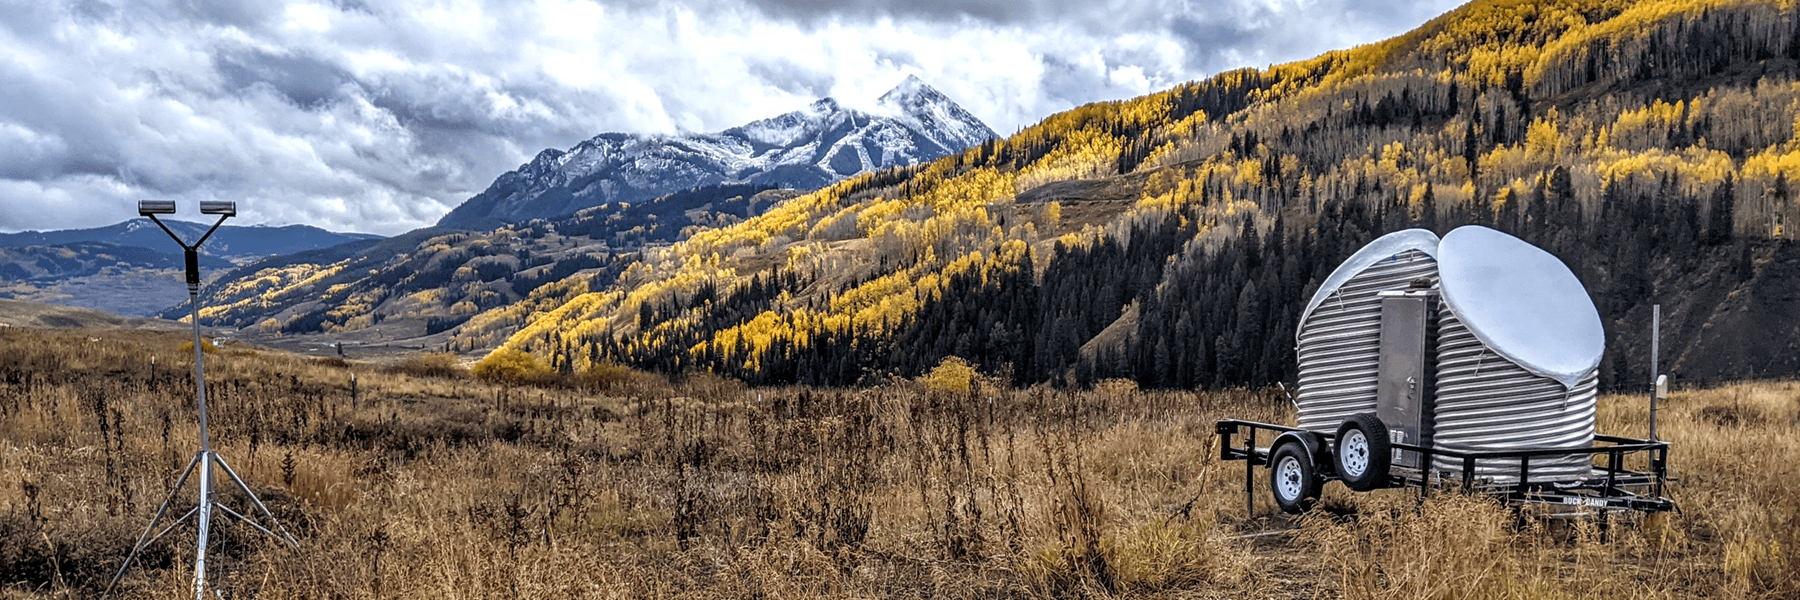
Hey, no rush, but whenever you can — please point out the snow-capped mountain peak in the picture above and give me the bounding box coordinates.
[438,78,998,228]
[876,74,942,113]
[875,75,995,153]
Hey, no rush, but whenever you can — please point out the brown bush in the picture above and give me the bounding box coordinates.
[390,352,467,379]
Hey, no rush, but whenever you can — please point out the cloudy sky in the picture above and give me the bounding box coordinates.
[0,0,1465,235]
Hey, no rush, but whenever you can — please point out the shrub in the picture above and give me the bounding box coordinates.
[578,361,637,390]
[924,356,976,393]
[471,348,551,385]
[391,352,467,379]
[177,338,218,354]
[1095,378,1138,396]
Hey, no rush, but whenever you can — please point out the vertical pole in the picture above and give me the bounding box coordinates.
[1601,449,1618,540]
[1420,450,1433,498]
[1654,446,1667,499]
[188,283,213,600]
[1244,428,1256,518]
[1650,304,1660,442]
[193,453,212,600]
[190,258,211,457]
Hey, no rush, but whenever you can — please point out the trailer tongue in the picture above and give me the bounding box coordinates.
[1221,225,1674,516]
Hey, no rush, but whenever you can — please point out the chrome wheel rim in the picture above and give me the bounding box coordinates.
[1342,430,1369,478]
[1276,455,1304,501]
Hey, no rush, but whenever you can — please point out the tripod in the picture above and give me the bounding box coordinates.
[107,201,298,599]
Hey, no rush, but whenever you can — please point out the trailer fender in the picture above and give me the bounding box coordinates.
[1269,431,1334,478]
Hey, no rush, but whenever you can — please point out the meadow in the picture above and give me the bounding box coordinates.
[0,326,1794,599]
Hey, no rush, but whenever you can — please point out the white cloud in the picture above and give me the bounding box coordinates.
[0,0,1463,235]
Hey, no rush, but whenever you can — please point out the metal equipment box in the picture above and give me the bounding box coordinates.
[1375,289,1435,468]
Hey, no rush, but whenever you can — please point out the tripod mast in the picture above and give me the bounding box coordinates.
[108,201,298,599]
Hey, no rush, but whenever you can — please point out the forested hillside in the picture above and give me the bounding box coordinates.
[467,0,1800,390]
[175,184,798,337]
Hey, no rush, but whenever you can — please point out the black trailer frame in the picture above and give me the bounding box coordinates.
[1216,419,1674,516]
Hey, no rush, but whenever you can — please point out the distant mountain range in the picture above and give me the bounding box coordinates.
[0,242,234,283]
[437,75,997,228]
[0,219,383,262]
[0,220,382,316]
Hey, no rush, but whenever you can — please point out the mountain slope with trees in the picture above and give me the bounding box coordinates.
[477,0,1800,390]
[0,220,377,317]
[170,184,801,339]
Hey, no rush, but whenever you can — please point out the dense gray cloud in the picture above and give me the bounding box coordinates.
[0,0,1463,235]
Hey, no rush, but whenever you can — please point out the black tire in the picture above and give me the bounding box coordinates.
[1269,442,1320,514]
[1335,413,1392,492]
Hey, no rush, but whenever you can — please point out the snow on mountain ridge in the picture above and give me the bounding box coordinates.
[436,78,999,228]
[876,75,995,152]
[734,97,845,149]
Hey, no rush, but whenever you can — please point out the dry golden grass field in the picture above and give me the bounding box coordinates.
[0,327,1795,599]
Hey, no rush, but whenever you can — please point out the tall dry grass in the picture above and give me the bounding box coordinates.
[0,327,1794,599]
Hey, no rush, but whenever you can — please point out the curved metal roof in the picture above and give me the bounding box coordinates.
[1296,228,1441,343]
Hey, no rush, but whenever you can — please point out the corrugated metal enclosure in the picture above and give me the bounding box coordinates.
[1431,303,1598,480]
[1294,229,1440,433]
[1294,226,1604,483]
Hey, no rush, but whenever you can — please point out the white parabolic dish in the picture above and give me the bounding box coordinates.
[1438,226,1605,389]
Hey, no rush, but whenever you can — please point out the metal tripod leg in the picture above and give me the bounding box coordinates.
[194,451,214,600]
[213,504,285,542]
[106,452,203,596]
[212,454,299,546]
[147,506,201,549]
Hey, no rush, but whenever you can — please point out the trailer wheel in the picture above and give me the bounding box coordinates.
[1269,442,1320,514]
[1336,413,1392,491]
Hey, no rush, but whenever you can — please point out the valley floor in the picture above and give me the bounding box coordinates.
[0,327,1794,599]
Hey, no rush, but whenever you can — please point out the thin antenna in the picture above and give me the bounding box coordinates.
[1649,304,1660,441]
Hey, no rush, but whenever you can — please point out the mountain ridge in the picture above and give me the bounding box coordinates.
[165,184,802,338]
[436,76,997,228]
[0,219,386,317]
[0,219,383,262]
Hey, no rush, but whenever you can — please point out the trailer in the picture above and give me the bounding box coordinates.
[1217,419,1673,514]
[1221,226,1675,516]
